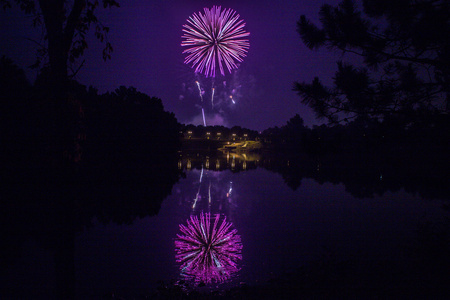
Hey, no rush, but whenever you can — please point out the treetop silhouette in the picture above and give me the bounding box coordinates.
[1,0,119,93]
[295,0,449,123]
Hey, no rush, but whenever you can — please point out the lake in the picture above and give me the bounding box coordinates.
[1,151,449,298]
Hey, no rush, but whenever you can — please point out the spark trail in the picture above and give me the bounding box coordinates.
[208,181,212,204]
[195,81,206,126]
[227,181,233,197]
[192,186,201,209]
[195,81,203,102]
[202,108,206,126]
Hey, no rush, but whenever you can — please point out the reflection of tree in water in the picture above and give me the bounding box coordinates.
[261,151,450,201]
[1,65,183,297]
[1,149,182,298]
[175,212,242,285]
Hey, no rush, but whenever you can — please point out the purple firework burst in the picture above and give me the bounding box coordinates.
[181,6,250,78]
[175,212,243,284]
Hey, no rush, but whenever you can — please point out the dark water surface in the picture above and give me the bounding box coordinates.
[1,152,449,298]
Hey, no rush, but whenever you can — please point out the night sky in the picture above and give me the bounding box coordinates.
[0,0,345,131]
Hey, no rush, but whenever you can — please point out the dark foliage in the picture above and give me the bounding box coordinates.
[2,59,183,221]
[2,1,122,185]
[80,85,182,224]
[295,0,449,123]
[261,113,450,199]
[1,59,182,298]
[1,0,119,78]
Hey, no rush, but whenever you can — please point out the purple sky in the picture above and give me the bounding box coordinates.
[1,0,345,131]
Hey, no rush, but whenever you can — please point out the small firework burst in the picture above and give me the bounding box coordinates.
[175,212,242,284]
[181,6,250,77]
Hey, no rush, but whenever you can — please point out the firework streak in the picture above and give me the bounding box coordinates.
[175,212,242,284]
[201,108,206,126]
[195,81,203,102]
[182,6,250,77]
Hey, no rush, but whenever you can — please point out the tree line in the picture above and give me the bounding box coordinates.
[1,55,182,221]
[261,112,450,154]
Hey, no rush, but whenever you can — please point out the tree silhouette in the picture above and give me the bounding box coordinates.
[1,0,118,90]
[1,0,120,170]
[294,0,449,123]
[0,56,31,93]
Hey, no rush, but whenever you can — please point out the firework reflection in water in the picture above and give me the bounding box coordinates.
[175,212,242,284]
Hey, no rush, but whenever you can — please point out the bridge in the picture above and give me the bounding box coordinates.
[219,140,262,152]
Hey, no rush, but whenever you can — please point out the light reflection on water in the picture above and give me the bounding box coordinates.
[173,156,245,288]
[174,212,242,286]
[2,151,448,298]
[169,151,449,293]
